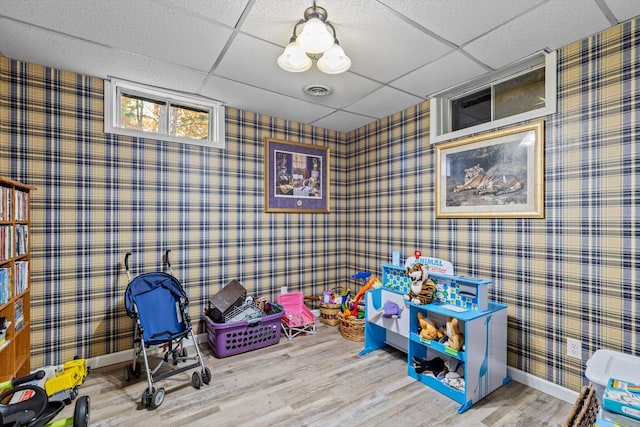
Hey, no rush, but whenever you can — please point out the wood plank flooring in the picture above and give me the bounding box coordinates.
[61,323,573,426]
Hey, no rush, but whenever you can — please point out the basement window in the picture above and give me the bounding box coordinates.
[104,78,225,149]
[430,50,556,144]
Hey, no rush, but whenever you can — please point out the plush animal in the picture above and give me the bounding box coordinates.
[417,312,443,341]
[412,356,445,375]
[404,263,436,305]
[445,317,464,351]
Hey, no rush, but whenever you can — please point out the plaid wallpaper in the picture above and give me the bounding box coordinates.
[1,17,639,393]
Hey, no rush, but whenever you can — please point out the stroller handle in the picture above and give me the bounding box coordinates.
[125,252,132,281]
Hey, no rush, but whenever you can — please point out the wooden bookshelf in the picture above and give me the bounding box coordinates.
[0,176,34,383]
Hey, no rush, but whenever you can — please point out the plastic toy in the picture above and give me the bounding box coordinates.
[36,358,90,403]
[370,300,403,322]
[0,370,89,427]
[344,273,378,317]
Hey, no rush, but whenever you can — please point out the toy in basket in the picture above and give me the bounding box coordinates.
[203,299,284,358]
[337,273,378,342]
[278,292,316,340]
[318,287,347,326]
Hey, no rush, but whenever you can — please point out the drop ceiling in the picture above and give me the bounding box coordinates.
[1,0,639,132]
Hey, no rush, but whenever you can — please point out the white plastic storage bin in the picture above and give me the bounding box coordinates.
[585,349,640,405]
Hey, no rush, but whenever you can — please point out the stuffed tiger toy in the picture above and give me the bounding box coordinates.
[404,263,436,305]
[453,164,523,195]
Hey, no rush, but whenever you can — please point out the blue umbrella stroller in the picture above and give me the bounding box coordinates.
[123,251,211,409]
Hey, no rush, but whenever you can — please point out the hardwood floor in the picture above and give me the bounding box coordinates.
[62,323,573,426]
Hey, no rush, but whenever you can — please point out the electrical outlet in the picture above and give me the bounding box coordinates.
[567,338,582,359]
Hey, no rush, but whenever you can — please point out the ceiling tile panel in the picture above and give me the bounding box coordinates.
[392,51,489,97]
[464,0,612,69]
[154,0,251,27]
[200,76,336,125]
[0,18,207,93]
[379,0,546,46]
[344,86,423,119]
[0,0,231,71]
[312,110,376,133]
[602,0,640,23]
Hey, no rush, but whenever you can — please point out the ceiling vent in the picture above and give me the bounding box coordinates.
[304,83,332,97]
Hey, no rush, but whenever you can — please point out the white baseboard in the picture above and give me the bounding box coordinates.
[507,366,579,404]
[87,333,209,370]
[88,336,578,405]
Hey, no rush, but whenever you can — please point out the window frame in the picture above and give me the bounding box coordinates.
[104,78,225,149]
[430,50,556,144]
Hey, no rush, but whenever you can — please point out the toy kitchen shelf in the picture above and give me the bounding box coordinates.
[360,259,510,414]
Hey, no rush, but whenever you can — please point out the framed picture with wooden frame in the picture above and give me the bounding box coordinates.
[264,137,330,213]
[435,120,545,219]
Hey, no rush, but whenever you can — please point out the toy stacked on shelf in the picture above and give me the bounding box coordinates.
[0,176,34,383]
[361,251,509,414]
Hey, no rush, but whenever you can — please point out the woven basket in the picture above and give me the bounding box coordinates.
[337,312,365,342]
[319,302,341,326]
[562,385,599,427]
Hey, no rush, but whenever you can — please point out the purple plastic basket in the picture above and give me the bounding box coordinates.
[203,306,284,358]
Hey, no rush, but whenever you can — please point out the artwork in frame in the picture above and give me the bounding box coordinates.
[435,120,545,219]
[264,137,330,213]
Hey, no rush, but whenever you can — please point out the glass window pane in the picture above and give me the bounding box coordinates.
[120,92,166,133]
[494,67,545,120]
[451,87,492,131]
[169,104,209,140]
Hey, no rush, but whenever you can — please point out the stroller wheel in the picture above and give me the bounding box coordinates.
[124,365,132,382]
[133,363,142,378]
[180,347,188,361]
[202,367,211,385]
[172,351,179,366]
[73,396,90,427]
[150,387,165,409]
[141,388,153,408]
[191,372,202,389]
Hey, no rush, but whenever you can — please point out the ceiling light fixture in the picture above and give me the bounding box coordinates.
[277,1,351,75]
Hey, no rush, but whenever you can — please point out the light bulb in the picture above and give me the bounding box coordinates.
[296,17,334,54]
[317,43,351,74]
[277,42,312,72]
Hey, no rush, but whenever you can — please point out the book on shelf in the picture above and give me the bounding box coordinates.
[0,267,12,305]
[14,261,28,295]
[0,225,13,261]
[14,190,28,222]
[15,297,23,317]
[0,187,11,221]
[15,225,28,256]
[603,378,640,422]
[14,317,24,332]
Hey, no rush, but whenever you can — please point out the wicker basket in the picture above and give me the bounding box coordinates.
[563,385,599,427]
[319,302,341,326]
[337,312,365,342]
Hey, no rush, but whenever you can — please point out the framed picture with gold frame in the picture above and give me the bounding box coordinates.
[435,120,544,219]
[264,137,330,213]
